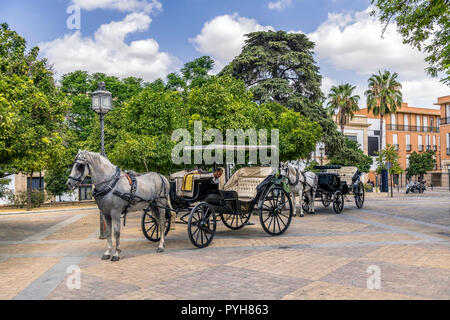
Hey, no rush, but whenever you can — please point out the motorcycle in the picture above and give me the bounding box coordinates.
[406,181,426,194]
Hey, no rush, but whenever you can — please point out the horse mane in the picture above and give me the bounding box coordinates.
[83,151,115,169]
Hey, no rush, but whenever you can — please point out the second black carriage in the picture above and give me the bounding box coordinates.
[302,165,365,214]
[142,166,294,248]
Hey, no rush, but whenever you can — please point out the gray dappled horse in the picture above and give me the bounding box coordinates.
[66,150,170,261]
[281,160,318,217]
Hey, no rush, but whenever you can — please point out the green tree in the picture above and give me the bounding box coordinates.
[328,138,373,173]
[365,70,403,151]
[327,83,360,133]
[0,23,68,210]
[220,30,343,158]
[44,147,73,201]
[376,144,403,197]
[108,88,186,173]
[187,76,322,162]
[166,56,214,91]
[407,150,436,179]
[371,0,450,84]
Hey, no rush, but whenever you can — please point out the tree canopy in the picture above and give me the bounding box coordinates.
[365,70,403,151]
[0,23,69,209]
[407,150,436,177]
[220,30,344,157]
[328,138,373,173]
[371,0,450,84]
[327,83,360,133]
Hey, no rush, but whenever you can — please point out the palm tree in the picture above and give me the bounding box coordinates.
[365,70,402,151]
[327,83,360,134]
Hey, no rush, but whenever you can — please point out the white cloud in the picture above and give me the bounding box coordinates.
[189,14,273,72]
[401,78,449,108]
[40,12,179,81]
[71,0,162,13]
[267,0,293,11]
[307,8,429,79]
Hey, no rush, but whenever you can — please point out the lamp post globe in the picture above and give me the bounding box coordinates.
[91,82,112,156]
[91,81,112,239]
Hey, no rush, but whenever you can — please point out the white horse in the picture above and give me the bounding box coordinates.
[66,150,171,261]
[281,160,318,217]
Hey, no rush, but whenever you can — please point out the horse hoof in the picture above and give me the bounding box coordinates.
[299,214,304,217]
[111,256,120,262]
[101,255,111,260]
[157,247,164,253]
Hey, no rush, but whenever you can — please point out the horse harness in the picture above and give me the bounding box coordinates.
[288,166,315,190]
[112,171,168,226]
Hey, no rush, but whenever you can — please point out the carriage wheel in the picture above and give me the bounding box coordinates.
[220,212,251,230]
[302,192,310,213]
[354,181,365,209]
[332,190,344,214]
[321,193,331,207]
[141,207,171,242]
[188,203,216,248]
[259,187,293,236]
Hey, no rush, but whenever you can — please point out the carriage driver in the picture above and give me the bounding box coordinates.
[211,167,224,185]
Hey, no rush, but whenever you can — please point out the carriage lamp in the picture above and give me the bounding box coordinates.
[91,81,112,157]
[91,81,112,239]
[319,145,325,166]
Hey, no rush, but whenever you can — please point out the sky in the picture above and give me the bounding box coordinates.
[1,0,448,108]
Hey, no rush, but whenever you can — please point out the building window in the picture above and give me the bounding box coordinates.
[345,135,358,143]
[406,134,411,152]
[27,177,44,190]
[374,130,380,136]
[391,114,396,130]
[368,136,379,156]
[392,133,398,150]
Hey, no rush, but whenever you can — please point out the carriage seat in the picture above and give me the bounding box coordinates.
[223,167,274,201]
[170,170,213,198]
[327,166,358,186]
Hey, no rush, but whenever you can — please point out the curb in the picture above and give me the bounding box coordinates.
[0,207,98,216]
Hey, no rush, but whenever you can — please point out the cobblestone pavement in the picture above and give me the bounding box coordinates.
[0,191,449,300]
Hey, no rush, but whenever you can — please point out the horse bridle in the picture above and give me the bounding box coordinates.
[68,152,91,186]
[286,165,300,186]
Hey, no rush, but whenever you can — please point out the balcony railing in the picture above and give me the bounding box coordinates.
[386,124,440,132]
[426,145,432,151]
[440,117,450,125]
[393,144,399,151]
[406,144,412,152]
[433,145,437,151]
[447,148,450,155]
[419,145,424,152]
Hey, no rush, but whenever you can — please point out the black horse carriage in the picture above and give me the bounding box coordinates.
[141,145,293,248]
[303,165,365,214]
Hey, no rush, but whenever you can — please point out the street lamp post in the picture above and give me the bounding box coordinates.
[319,146,324,166]
[91,82,112,239]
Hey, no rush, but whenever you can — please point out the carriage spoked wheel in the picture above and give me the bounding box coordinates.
[302,192,310,213]
[188,203,216,248]
[354,181,365,209]
[220,211,251,230]
[332,190,344,214]
[141,207,171,242]
[321,193,331,207]
[259,187,293,236]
